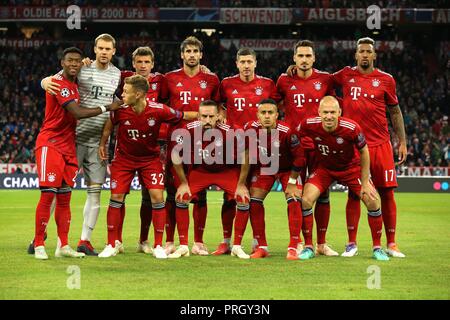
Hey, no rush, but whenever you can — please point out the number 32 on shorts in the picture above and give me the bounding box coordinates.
[151,173,164,185]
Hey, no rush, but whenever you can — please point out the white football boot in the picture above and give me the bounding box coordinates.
[137,240,153,254]
[192,242,209,256]
[231,245,250,259]
[98,240,121,258]
[34,246,48,260]
[55,245,85,258]
[152,245,168,259]
[315,243,339,256]
[167,245,190,259]
[341,243,358,257]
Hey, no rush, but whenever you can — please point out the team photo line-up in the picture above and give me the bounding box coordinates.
[30,32,407,262]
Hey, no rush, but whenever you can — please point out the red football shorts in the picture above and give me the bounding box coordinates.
[110,156,164,194]
[36,146,78,188]
[368,141,398,188]
[250,169,302,192]
[307,165,362,195]
[182,167,240,202]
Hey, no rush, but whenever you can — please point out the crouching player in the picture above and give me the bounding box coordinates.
[97,74,197,259]
[298,96,389,261]
[233,99,305,260]
[169,100,249,258]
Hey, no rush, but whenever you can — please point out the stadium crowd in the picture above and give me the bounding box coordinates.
[0,29,448,170]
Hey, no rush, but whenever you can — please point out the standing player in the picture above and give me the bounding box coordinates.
[233,99,304,259]
[277,40,338,257]
[169,100,249,258]
[333,37,407,258]
[298,96,389,261]
[97,75,197,258]
[34,47,122,260]
[215,47,281,255]
[164,36,221,256]
[41,34,121,256]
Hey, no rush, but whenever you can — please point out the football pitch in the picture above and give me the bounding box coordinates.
[0,190,449,300]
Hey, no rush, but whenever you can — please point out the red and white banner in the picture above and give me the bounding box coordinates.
[0,6,158,21]
[220,8,292,24]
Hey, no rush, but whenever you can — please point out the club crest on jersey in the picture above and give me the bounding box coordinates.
[255,86,263,96]
[148,118,156,127]
[313,82,322,91]
[60,88,70,98]
[47,172,56,182]
[151,83,157,90]
[199,80,208,89]
[372,79,381,87]
[251,175,258,182]
[111,179,117,189]
[336,137,344,144]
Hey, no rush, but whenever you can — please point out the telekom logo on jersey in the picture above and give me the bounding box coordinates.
[170,128,281,175]
[350,87,362,100]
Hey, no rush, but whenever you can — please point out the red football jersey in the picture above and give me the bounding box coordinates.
[276,69,335,128]
[333,66,399,146]
[164,69,220,113]
[117,70,167,103]
[220,74,281,127]
[171,121,241,172]
[111,101,183,162]
[298,116,367,171]
[243,120,304,173]
[35,74,79,156]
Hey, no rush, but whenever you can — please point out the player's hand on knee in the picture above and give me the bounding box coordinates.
[176,183,191,203]
[361,182,378,201]
[234,184,250,204]
[82,57,93,66]
[285,184,301,201]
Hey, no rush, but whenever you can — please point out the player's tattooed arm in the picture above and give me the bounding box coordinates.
[183,111,199,121]
[388,105,407,165]
[64,99,124,120]
[41,76,61,95]
[235,150,250,203]
[359,145,378,201]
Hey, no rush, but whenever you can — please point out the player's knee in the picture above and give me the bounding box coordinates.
[110,193,125,202]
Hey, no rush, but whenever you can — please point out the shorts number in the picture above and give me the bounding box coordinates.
[384,169,395,182]
[151,173,164,185]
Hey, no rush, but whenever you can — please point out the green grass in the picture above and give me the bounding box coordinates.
[0,190,449,300]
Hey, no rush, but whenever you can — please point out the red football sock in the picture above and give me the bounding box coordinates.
[139,199,152,243]
[379,188,397,246]
[315,196,330,245]
[249,199,267,247]
[55,189,72,247]
[117,202,126,243]
[175,202,190,246]
[221,198,236,240]
[301,208,314,247]
[107,199,123,246]
[368,208,383,248]
[287,198,302,249]
[35,190,56,247]
[165,196,176,243]
[233,203,250,246]
[193,200,207,243]
[151,203,166,247]
[346,194,361,244]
